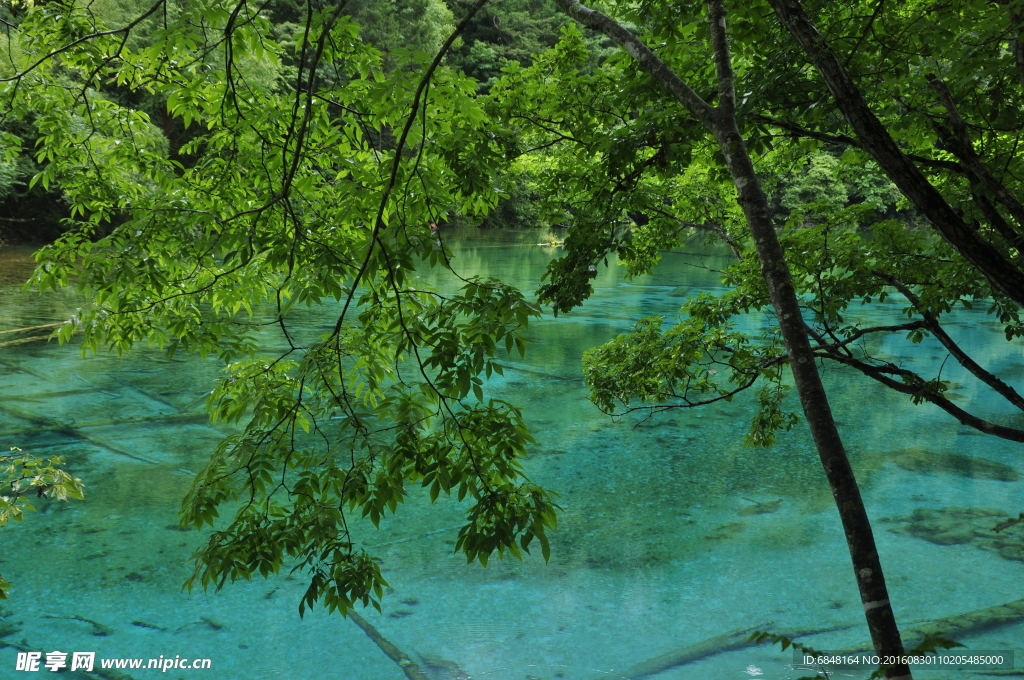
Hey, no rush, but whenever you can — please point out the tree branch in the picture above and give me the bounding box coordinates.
[808,320,927,354]
[875,272,1024,413]
[753,115,965,172]
[644,205,745,262]
[926,75,1024,240]
[842,0,884,69]
[754,114,858,146]
[548,0,716,128]
[0,0,166,83]
[817,349,1024,443]
[973,189,1024,249]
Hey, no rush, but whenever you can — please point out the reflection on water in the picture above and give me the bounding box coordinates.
[1,230,1022,679]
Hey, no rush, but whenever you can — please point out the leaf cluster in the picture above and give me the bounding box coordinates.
[0,447,84,599]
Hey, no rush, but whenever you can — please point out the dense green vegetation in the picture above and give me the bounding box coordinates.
[0,0,915,243]
[1,1,1022,677]
[0,0,578,240]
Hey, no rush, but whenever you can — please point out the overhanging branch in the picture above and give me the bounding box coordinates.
[875,273,1024,413]
[817,349,1024,443]
[549,0,716,129]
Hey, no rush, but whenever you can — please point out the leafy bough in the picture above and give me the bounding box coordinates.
[4,0,558,615]
[583,292,795,447]
[180,281,558,615]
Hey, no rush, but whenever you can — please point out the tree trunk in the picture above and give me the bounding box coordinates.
[549,0,912,676]
[710,111,911,680]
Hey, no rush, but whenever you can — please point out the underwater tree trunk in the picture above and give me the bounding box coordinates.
[623,596,1024,678]
[549,0,912,676]
[349,611,432,680]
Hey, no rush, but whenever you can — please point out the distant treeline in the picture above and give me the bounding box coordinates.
[0,0,907,242]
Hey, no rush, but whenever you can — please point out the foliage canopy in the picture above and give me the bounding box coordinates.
[1,0,558,615]
[485,1,1024,445]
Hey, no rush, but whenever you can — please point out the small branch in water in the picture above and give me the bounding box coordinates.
[0,322,63,336]
[42,614,113,636]
[349,611,431,680]
[994,513,1024,533]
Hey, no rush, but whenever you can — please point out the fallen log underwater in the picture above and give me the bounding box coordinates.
[0,633,141,680]
[0,322,81,350]
[0,334,53,350]
[0,401,163,465]
[623,621,858,680]
[350,596,1024,680]
[0,410,209,440]
[349,611,432,680]
[975,672,1024,677]
[624,597,1024,680]
[4,595,1019,680]
[899,597,1024,646]
[0,383,216,466]
[0,322,63,336]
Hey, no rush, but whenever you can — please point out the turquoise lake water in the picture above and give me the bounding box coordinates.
[0,229,1022,680]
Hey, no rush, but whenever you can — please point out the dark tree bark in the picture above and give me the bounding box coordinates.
[925,75,1024,244]
[548,0,912,676]
[767,0,1024,310]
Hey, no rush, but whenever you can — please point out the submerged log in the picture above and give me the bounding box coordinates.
[624,622,855,680]
[625,597,1024,680]
[0,322,62,336]
[0,324,81,349]
[0,636,140,680]
[0,411,209,439]
[418,651,474,679]
[0,401,162,465]
[349,611,431,680]
[890,597,1024,649]
[623,623,769,679]
[0,334,52,349]
[41,613,114,636]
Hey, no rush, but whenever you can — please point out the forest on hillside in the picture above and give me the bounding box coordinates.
[0,0,914,242]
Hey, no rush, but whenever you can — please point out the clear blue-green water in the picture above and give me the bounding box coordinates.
[0,230,1022,680]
